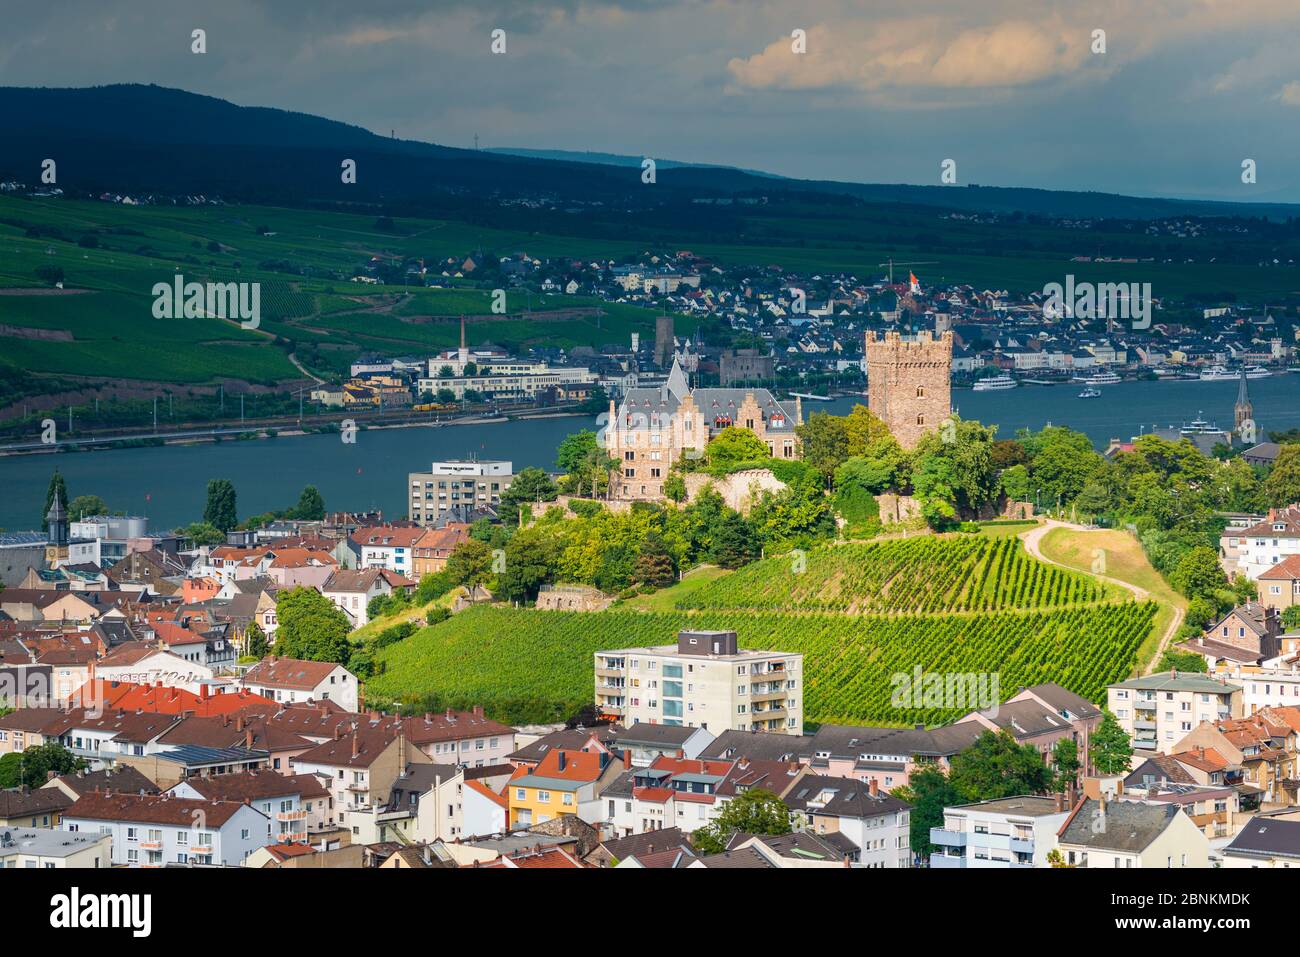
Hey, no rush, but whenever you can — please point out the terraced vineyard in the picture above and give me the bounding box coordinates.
[368,601,1156,726]
[678,537,1117,614]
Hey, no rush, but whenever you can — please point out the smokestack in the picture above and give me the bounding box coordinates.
[623,749,631,770]
[868,779,879,797]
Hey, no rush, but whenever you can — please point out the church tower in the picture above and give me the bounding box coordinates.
[1235,369,1254,436]
[864,330,952,449]
[45,496,69,567]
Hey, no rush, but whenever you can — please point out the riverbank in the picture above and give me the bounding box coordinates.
[0,406,588,458]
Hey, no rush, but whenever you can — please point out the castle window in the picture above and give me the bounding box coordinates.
[916,386,925,398]
[917,414,925,426]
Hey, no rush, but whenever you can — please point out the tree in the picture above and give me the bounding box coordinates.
[497,526,560,603]
[42,470,68,531]
[1089,709,1133,776]
[1283,606,1300,629]
[243,622,269,659]
[632,533,676,588]
[446,538,496,603]
[291,485,326,521]
[203,478,239,532]
[691,788,791,854]
[68,494,108,521]
[273,586,352,663]
[711,512,758,569]
[1263,444,1300,507]
[555,430,615,498]
[891,765,958,859]
[498,467,558,526]
[1168,546,1228,600]
[0,742,85,788]
[795,412,850,482]
[947,730,1055,801]
[912,418,1001,516]
[1051,738,1080,792]
[1158,649,1208,673]
[1074,481,1111,518]
[663,473,688,504]
[705,426,771,472]
[178,521,225,547]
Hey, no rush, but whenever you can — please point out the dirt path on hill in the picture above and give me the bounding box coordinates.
[1019,519,1185,675]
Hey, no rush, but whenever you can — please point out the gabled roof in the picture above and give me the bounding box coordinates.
[177,769,323,803]
[64,792,261,827]
[1057,797,1183,853]
[1225,815,1300,859]
[0,787,74,818]
[241,657,342,690]
[48,766,160,798]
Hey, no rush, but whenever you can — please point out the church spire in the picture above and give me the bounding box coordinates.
[1235,368,1254,435]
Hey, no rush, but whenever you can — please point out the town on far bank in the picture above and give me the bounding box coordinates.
[6,303,1300,872]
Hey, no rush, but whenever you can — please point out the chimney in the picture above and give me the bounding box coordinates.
[236,715,245,732]
[557,751,567,772]
[222,713,230,727]
[245,729,254,749]
[201,685,210,700]
[1115,779,1124,796]
[1054,791,1063,812]
[868,778,879,797]
[676,749,685,759]
[351,733,360,759]
[473,705,483,717]
[334,723,345,740]
[623,749,632,770]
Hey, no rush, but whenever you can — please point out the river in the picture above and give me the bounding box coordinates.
[2,375,1298,532]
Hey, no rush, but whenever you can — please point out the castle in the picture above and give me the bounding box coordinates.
[864,330,953,449]
[605,358,802,501]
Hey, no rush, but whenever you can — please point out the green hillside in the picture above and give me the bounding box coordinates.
[367,601,1155,727]
[675,536,1120,614]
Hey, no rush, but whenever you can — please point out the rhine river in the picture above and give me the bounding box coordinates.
[2,374,1298,533]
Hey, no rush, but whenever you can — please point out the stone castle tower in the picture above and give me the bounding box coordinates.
[864,330,952,449]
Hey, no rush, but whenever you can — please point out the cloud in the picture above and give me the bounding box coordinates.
[1277,81,1300,105]
[727,17,1094,96]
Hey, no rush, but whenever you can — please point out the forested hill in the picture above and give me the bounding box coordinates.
[4,84,1300,221]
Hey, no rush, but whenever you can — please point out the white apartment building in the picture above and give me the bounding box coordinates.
[0,828,112,869]
[595,630,803,734]
[1208,663,1300,715]
[408,459,513,526]
[1221,506,1300,580]
[1107,672,1243,753]
[930,795,1069,869]
[61,794,271,867]
[415,365,596,401]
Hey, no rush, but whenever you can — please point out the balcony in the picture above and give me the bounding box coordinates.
[595,667,625,679]
[929,853,965,869]
[970,833,1010,851]
[190,844,213,855]
[1134,720,1156,731]
[930,827,967,847]
[1009,837,1035,856]
[752,707,787,720]
[277,831,307,843]
[140,840,163,850]
[276,809,307,822]
[750,690,787,704]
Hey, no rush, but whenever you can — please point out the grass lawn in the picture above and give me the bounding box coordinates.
[620,565,730,612]
[975,520,1040,538]
[1037,526,1185,674]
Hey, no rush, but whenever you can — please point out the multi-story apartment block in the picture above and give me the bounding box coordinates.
[61,793,271,867]
[0,828,112,869]
[603,359,801,501]
[595,629,803,734]
[1107,672,1243,752]
[291,726,430,835]
[930,795,1070,869]
[407,460,513,525]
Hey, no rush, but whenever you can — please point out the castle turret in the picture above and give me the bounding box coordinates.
[864,329,953,449]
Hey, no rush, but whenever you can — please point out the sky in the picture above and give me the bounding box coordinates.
[3,0,1300,202]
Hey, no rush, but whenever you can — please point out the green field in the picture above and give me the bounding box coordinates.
[367,536,1154,726]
